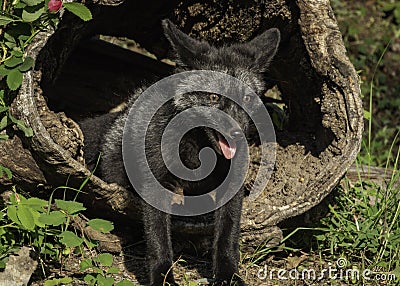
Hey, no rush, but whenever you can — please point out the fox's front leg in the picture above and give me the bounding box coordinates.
[213,190,246,285]
[142,202,177,286]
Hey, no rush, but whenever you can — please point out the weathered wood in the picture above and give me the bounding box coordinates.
[346,164,399,188]
[0,0,364,249]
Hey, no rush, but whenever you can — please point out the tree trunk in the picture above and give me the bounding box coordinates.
[0,0,364,250]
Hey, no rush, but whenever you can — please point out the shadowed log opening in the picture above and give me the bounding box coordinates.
[0,0,363,252]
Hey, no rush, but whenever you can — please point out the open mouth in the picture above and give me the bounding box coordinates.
[215,132,237,160]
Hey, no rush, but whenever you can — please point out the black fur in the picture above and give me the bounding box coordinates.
[80,20,280,286]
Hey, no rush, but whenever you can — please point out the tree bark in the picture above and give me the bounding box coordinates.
[0,0,364,250]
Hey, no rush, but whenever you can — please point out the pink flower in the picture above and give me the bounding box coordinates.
[48,0,62,12]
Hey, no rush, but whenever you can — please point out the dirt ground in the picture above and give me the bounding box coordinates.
[29,235,359,286]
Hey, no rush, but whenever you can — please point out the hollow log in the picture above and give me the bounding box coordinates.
[0,0,363,250]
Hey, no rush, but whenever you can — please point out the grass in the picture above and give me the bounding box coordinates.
[240,147,400,285]
[314,172,400,279]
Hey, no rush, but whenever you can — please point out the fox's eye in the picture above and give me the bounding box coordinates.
[243,95,251,103]
[209,94,220,103]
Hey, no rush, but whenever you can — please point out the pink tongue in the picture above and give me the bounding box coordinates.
[217,134,237,159]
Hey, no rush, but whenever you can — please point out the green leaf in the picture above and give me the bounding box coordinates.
[363,109,371,120]
[87,219,114,233]
[11,50,23,57]
[0,134,9,140]
[0,106,9,113]
[7,205,20,225]
[95,253,113,267]
[31,209,45,227]
[116,280,135,286]
[26,197,48,211]
[6,69,23,90]
[106,267,120,274]
[18,37,30,48]
[4,56,23,68]
[8,114,33,137]
[17,205,35,230]
[4,32,16,44]
[0,116,8,129]
[97,275,114,286]
[4,41,16,49]
[44,277,73,286]
[79,258,93,271]
[18,57,35,72]
[55,199,86,215]
[0,165,12,179]
[0,15,15,26]
[0,258,7,269]
[84,238,98,249]
[14,2,27,9]
[59,231,84,247]
[39,211,66,226]
[22,5,45,22]
[22,0,43,6]
[84,274,97,286]
[63,2,92,21]
[0,65,10,76]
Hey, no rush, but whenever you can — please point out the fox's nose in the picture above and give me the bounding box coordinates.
[230,129,244,141]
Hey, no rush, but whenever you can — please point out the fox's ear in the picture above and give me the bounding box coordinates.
[247,28,280,71]
[162,19,211,67]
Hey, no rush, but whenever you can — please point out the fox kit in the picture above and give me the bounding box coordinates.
[82,20,280,285]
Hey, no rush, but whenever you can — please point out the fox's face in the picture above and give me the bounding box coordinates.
[162,19,280,160]
[172,91,254,159]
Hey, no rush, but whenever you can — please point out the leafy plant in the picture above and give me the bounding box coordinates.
[0,0,91,91]
[0,184,124,282]
[44,276,73,286]
[3,191,78,258]
[0,0,93,175]
[79,253,134,286]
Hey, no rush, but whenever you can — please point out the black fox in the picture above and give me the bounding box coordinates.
[81,20,280,285]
